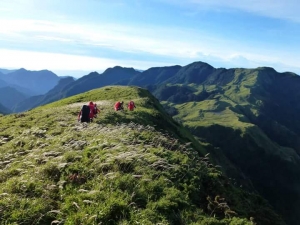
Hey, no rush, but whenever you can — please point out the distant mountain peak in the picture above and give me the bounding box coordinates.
[113,65,130,69]
[87,71,100,76]
[18,68,27,72]
[188,61,214,68]
[256,66,277,72]
[103,66,136,73]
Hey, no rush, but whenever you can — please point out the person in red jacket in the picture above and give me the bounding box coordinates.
[93,103,101,118]
[127,100,136,111]
[114,101,124,111]
[88,101,95,122]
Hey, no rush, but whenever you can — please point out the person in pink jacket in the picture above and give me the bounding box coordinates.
[114,101,124,111]
[127,100,136,111]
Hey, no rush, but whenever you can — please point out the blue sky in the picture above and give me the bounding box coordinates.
[0,0,299,77]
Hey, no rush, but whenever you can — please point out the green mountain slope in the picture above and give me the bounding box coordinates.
[0,86,282,225]
[158,65,300,225]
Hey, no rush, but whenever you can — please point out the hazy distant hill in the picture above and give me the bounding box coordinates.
[0,102,11,114]
[0,68,16,74]
[13,76,75,112]
[0,75,8,88]
[0,68,60,95]
[0,86,283,224]
[0,86,29,110]
[0,68,62,112]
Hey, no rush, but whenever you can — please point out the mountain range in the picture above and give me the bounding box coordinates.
[1,61,300,224]
[0,68,17,74]
[0,102,10,115]
[0,68,63,112]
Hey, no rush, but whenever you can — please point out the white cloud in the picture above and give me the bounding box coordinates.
[0,19,218,58]
[0,49,115,70]
[188,0,300,23]
[0,49,172,76]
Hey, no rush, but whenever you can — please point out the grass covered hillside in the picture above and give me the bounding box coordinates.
[0,86,283,225]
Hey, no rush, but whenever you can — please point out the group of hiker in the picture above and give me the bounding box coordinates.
[78,100,136,123]
[77,101,100,123]
[114,100,136,111]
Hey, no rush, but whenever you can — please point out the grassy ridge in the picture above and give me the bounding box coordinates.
[0,86,282,224]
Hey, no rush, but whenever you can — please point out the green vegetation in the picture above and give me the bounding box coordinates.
[0,86,282,224]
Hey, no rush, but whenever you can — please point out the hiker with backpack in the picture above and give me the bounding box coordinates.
[78,101,97,123]
[127,100,136,111]
[114,101,124,111]
[78,104,91,123]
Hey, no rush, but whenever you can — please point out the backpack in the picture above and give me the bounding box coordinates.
[81,105,90,122]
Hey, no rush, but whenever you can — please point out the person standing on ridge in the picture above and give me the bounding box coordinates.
[127,100,136,111]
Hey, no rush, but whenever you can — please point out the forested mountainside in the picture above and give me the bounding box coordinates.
[0,86,283,224]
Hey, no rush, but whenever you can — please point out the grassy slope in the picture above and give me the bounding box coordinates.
[0,86,283,225]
